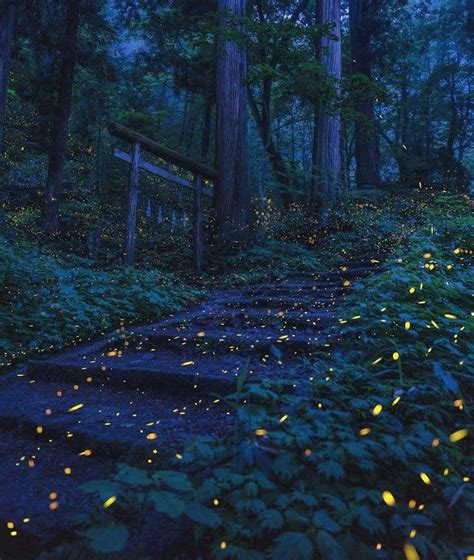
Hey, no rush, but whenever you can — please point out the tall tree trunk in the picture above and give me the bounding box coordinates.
[315,0,342,206]
[43,0,81,231]
[0,1,17,154]
[349,0,380,188]
[215,0,250,242]
[248,83,292,205]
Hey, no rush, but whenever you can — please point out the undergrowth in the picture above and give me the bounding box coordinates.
[47,196,473,559]
[0,239,201,369]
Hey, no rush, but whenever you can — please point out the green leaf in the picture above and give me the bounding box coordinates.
[115,464,153,486]
[272,532,313,560]
[313,510,342,534]
[259,509,284,532]
[155,470,193,492]
[149,491,185,518]
[83,522,128,553]
[316,530,344,560]
[185,501,221,528]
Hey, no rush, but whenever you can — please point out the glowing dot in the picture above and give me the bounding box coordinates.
[382,491,396,506]
[449,429,468,442]
[453,248,460,254]
[408,499,416,509]
[359,428,371,436]
[392,396,401,406]
[176,453,183,460]
[376,543,382,550]
[443,468,449,476]
[49,492,57,500]
[103,496,117,509]
[181,361,194,367]
[432,438,440,447]
[79,449,92,456]
[392,352,400,361]
[444,313,457,319]
[410,529,417,538]
[403,543,420,560]
[220,541,227,550]
[409,287,416,294]
[423,253,431,259]
[68,404,84,412]
[255,429,267,436]
[147,433,158,440]
[64,467,72,475]
[36,426,43,434]
[404,321,411,330]
[279,414,288,423]
[372,404,383,416]
[372,357,382,364]
[49,501,59,511]
[213,499,219,506]
[419,472,431,485]
[7,522,14,529]
[304,449,312,457]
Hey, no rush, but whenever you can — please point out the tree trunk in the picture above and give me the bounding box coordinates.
[43,0,81,231]
[315,0,342,206]
[248,83,292,205]
[0,1,17,153]
[215,0,250,242]
[349,0,380,188]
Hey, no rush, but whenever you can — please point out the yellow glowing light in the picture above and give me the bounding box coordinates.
[279,414,288,423]
[373,404,383,416]
[393,352,400,361]
[359,428,371,436]
[147,433,158,440]
[103,496,117,509]
[419,472,431,485]
[68,404,84,412]
[449,429,468,442]
[382,491,396,506]
[403,543,420,560]
[404,321,411,330]
[255,429,267,436]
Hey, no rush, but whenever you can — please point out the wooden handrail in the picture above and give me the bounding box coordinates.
[109,122,217,182]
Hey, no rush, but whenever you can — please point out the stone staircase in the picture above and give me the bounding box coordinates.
[0,260,381,559]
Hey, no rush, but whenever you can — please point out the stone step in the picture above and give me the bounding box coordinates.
[161,308,339,332]
[0,373,231,461]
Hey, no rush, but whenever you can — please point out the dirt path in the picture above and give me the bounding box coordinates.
[0,260,381,559]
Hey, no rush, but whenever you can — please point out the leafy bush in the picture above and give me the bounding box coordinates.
[0,237,201,369]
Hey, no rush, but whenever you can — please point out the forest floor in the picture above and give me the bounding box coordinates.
[0,189,471,559]
[0,257,379,559]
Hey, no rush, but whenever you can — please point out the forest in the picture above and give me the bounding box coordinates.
[0,0,472,559]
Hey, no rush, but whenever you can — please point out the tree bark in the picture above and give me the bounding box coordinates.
[215,0,250,242]
[43,0,81,231]
[349,0,380,188]
[314,0,342,206]
[0,1,17,153]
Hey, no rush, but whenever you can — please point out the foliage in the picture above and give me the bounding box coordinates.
[58,198,472,559]
[0,237,201,369]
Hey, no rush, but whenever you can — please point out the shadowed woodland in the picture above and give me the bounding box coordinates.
[0,0,472,559]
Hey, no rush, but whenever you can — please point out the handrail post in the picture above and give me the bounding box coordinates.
[123,142,141,264]
[193,173,203,273]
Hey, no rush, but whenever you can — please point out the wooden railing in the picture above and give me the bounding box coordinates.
[109,123,216,273]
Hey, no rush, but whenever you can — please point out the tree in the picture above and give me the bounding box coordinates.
[314,0,341,206]
[215,0,251,242]
[349,0,380,188]
[43,0,81,231]
[0,0,17,153]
